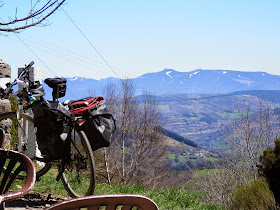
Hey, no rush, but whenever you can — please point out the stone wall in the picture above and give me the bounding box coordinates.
[0,60,12,146]
[0,59,11,78]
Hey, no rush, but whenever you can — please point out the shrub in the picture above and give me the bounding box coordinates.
[230,178,275,210]
[8,95,18,149]
[258,138,280,204]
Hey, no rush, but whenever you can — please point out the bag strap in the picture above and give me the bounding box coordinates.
[71,96,104,106]
[70,96,105,116]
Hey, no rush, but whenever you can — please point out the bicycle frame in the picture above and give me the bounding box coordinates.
[0,61,96,197]
[0,61,43,160]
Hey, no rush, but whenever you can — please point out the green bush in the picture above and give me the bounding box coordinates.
[8,95,18,149]
[258,138,280,204]
[230,178,275,210]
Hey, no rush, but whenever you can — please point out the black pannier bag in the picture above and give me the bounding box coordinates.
[81,104,116,151]
[32,100,72,161]
[69,97,115,151]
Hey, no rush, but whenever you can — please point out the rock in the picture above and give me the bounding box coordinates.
[0,99,12,134]
[0,119,12,132]
[0,99,11,113]
[0,59,12,146]
[0,59,11,78]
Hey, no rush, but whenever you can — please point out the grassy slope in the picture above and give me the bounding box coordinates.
[10,161,222,209]
[32,181,221,209]
[24,166,222,209]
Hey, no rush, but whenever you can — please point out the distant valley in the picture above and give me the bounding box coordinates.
[157,91,280,149]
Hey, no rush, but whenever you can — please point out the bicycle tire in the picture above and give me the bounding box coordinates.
[35,162,52,178]
[0,111,52,178]
[61,128,95,198]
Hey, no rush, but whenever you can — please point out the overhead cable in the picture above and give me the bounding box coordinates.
[62,8,121,80]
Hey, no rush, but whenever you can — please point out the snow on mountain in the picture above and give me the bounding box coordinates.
[189,71,200,78]
[166,71,173,79]
[132,69,280,95]
[69,77,79,81]
[43,69,280,100]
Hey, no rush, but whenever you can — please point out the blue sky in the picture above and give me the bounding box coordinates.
[1,0,280,79]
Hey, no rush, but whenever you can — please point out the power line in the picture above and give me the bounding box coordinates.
[59,11,200,103]
[11,33,79,99]
[59,9,197,104]
[19,34,137,78]
[62,8,121,80]
[4,34,124,79]
[3,21,205,105]
[19,34,204,104]
[20,39,115,78]
[13,33,57,78]
[14,32,210,104]
[21,34,137,77]
[22,34,114,68]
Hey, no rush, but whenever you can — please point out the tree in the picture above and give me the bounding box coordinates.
[100,79,168,186]
[0,0,66,32]
[224,99,280,176]
[195,98,280,208]
[193,167,250,208]
[258,138,280,204]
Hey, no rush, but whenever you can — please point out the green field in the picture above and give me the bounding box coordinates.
[167,153,176,159]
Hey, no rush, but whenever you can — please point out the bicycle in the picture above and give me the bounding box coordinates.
[0,61,95,198]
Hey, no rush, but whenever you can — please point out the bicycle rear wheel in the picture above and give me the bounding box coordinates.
[61,127,95,198]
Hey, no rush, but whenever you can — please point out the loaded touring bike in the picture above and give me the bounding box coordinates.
[0,61,115,198]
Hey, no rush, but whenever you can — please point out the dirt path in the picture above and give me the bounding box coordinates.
[5,193,66,209]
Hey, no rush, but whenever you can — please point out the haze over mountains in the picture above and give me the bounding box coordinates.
[45,69,280,100]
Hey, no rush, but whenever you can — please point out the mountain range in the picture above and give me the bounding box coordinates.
[40,69,280,158]
[133,69,280,95]
[42,69,280,100]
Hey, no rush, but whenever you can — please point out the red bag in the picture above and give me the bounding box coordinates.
[70,97,105,116]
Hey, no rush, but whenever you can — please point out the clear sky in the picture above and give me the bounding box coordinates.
[1,0,280,80]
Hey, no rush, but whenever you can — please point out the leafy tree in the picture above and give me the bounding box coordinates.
[258,138,280,204]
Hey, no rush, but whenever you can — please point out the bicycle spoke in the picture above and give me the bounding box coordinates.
[61,128,95,197]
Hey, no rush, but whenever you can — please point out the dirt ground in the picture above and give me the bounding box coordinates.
[4,193,65,209]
